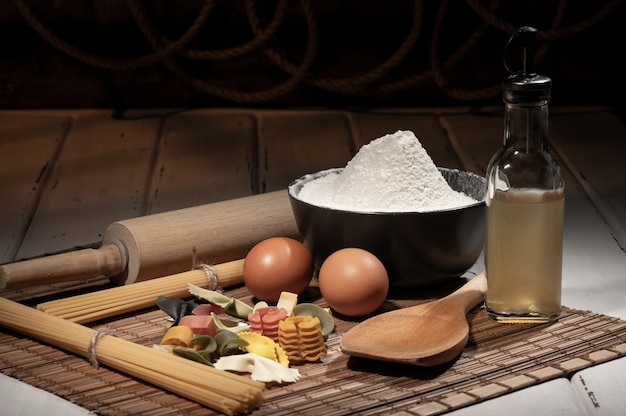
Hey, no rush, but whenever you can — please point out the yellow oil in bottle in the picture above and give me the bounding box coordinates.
[485,189,564,323]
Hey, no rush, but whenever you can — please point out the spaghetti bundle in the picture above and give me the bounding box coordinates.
[0,297,264,415]
[37,259,244,324]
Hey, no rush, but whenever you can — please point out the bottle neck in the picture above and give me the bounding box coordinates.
[503,101,549,151]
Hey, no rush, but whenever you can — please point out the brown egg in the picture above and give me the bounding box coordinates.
[318,248,389,316]
[243,237,314,303]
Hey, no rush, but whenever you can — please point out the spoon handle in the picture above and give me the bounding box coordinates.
[448,271,487,315]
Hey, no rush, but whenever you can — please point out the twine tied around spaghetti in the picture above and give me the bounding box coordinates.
[196,263,220,290]
[88,327,113,369]
[191,247,220,291]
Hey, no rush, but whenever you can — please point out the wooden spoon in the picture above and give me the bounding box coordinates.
[341,271,486,366]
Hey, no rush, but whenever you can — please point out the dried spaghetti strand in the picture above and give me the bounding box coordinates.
[0,297,264,415]
[37,259,244,323]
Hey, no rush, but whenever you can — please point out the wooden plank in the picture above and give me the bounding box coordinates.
[146,109,257,214]
[257,111,354,192]
[439,107,503,176]
[447,379,587,416]
[0,106,625,416]
[571,356,626,416]
[440,108,626,320]
[550,109,626,248]
[0,373,91,416]
[0,111,71,264]
[15,111,160,260]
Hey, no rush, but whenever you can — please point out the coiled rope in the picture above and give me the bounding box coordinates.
[12,0,622,104]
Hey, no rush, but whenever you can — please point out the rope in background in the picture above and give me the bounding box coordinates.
[9,0,623,105]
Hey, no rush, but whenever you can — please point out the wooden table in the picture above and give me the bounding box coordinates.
[1,106,625,415]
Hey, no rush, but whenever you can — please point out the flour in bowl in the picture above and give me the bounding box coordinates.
[297,130,477,212]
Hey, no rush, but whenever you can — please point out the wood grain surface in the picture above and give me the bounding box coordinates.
[1,107,625,415]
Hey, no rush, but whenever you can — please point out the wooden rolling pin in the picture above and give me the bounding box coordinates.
[0,190,298,290]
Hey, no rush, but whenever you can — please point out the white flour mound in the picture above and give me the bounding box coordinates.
[297,130,477,212]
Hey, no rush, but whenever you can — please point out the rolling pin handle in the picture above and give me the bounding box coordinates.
[0,244,125,290]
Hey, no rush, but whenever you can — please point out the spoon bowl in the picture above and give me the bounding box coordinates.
[340,272,486,366]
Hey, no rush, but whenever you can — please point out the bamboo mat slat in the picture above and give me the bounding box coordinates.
[2,284,626,416]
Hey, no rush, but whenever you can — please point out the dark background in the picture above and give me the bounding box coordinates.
[1,0,623,112]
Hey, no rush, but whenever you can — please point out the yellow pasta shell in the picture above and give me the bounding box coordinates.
[275,343,290,367]
[237,331,291,367]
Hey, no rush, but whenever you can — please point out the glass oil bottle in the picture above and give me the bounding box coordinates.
[485,26,565,324]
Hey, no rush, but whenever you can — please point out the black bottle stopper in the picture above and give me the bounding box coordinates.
[503,26,551,104]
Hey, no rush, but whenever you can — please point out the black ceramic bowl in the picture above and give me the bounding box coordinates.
[288,168,486,288]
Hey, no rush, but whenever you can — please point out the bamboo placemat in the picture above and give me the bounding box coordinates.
[2,284,626,416]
